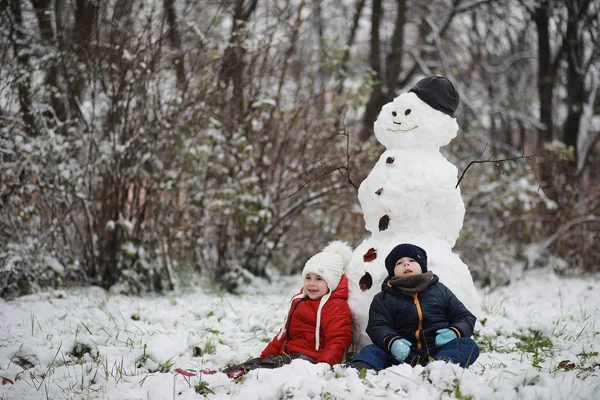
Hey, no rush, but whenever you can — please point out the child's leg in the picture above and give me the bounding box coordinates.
[221,355,283,378]
[222,353,314,377]
[289,353,317,363]
[348,344,393,371]
[260,353,316,368]
[433,338,480,368]
[223,355,289,374]
[221,357,261,374]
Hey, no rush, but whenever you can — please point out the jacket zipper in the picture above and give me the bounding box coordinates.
[283,298,306,353]
[412,293,423,350]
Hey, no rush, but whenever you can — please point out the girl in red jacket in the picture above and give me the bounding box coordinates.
[222,241,353,378]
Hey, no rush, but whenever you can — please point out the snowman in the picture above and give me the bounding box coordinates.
[346,75,482,350]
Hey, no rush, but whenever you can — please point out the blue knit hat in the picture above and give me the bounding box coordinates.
[385,244,428,276]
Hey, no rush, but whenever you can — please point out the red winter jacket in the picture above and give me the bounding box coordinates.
[260,275,352,366]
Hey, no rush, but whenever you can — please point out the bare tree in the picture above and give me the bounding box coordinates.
[335,0,366,96]
[219,0,258,120]
[164,0,186,89]
[360,0,384,141]
[562,0,596,160]
[71,0,97,100]
[532,0,557,147]
[7,0,38,136]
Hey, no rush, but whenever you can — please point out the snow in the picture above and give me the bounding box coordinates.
[43,256,64,275]
[0,270,599,399]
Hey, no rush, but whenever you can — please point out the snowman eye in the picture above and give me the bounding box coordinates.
[405,109,411,116]
[392,111,397,117]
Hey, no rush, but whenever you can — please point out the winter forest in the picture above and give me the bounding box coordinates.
[2,0,599,298]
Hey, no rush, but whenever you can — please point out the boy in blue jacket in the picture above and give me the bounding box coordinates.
[348,243,479,370]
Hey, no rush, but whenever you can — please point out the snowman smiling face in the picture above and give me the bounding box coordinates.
[374,92,458,150]
[388,108,417,132]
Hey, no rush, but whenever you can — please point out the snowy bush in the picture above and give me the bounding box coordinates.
[454,138,599,287]
[0,0,366,296]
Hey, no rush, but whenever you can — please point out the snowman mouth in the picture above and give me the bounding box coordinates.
[387,125,417,133]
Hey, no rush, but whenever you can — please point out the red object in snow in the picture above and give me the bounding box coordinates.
[199,369,218,375]
[174,368,196,377]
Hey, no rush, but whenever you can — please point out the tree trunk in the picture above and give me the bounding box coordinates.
[98,181,124,290]
[576,69,599,175]
[113,0,134,26]
[336,0,366,95]
[219,0,258,120]
[533,0,553,148]
[55,0,65,40]
[9,0,38,137]
[30,0,54,40]
[313,0,325,116]
[360,0,383,141]
[72,0,97,101]
[164,0,186,89]
[31,0,67,122]
[385,0,407,98]
[215,224,233,290]
[562,0,591,158]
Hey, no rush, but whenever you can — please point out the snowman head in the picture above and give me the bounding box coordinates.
[374,75,460,150]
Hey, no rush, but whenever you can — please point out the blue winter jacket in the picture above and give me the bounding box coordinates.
[366,274,476,353]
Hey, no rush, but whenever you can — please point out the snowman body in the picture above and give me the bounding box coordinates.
[346,90,481,350]
[358,148,465,246]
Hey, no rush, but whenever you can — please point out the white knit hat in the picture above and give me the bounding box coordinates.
[278,241,353,350]
[302,241,352,291]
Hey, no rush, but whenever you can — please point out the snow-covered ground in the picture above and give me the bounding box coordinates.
[1,269,599,399]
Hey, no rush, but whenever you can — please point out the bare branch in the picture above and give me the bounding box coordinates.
[456,143,572,189]
[340,112,359,190]
[525,215,600,259]
[282,111,359,200]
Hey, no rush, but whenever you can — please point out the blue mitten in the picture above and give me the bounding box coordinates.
[390,339,411,362]
[435,328,457,347]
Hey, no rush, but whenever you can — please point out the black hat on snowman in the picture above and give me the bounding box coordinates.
[385,243,428,276]
[409,75,459,117]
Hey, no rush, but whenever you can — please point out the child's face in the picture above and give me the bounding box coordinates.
[393,257,423,276]
[303,273,330,300]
